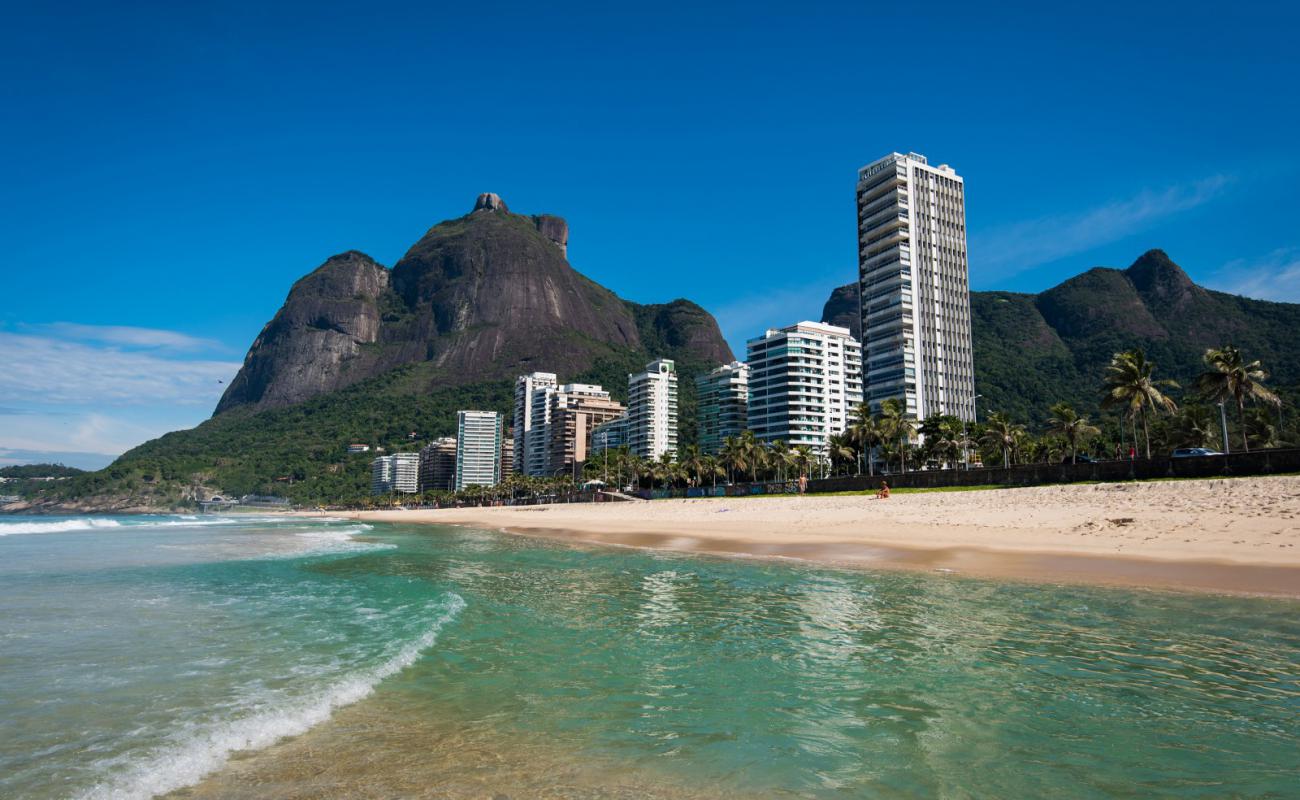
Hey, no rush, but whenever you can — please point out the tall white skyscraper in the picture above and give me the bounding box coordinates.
[746,322,862,453]
[627,359,678,460]
[455,410,502,490]
[856,152,976,421]
[513,372,557,476]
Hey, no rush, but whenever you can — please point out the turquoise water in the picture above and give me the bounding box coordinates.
[1,515,1297,798]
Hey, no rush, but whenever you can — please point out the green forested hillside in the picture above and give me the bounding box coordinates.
[31,310,721,509]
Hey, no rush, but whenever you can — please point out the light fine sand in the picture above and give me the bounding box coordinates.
[326,477,1300,596]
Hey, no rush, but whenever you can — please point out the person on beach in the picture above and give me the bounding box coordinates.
[798,474,807,494]
[877,481,890,499]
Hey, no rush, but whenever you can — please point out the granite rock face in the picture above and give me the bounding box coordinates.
[820,282,861,340]
[215,251,391,413]
[216,196,734,413]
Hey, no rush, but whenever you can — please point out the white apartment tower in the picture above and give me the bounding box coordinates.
[513,372,557,476]
[856,152,976,421]
[746,322,863,453]
[371,452,420,495]
[454,410,503,490]
[627,359,678,460]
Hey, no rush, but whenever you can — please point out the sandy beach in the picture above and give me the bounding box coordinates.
[327,476,1300,596]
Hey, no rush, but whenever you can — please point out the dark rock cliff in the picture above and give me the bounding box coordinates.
[216,196,734,414]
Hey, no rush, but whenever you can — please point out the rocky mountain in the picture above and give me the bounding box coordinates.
[18,195,735,511]
[823,250,1300,422]
[218,193,732,414]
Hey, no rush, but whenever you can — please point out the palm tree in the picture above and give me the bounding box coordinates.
[1197,345,1281,453]
[700,454,724,487]
[678,443,705,487]
[719,436,743,484]
[792,445,814,480]
[826,433,856,476]
[979,412,1023,468]
[877,398,915,473]
[769,440,791,482]
[1169,404,1219,450]
[848,402,882,476]
[1047,402,1100,464]
[1101,349,1179,459]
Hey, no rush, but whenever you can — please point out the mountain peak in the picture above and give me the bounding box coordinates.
[473,192,508,213]
[1125,249,1199,307]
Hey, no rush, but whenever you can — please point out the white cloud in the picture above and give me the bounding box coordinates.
[36,322,224,351]
[971,174,1232,281]
[1208,247,1300,303]
[0,332,240,406]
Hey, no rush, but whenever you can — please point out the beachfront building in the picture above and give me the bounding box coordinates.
[513,372,557,476]
[501,436,514,476]
[418,437,457,492]
[627,359,678,460]
[591,415,628,453]
[370,456,392,495]
[543,385,626,478]
[370,452,420,495]
[695,361,749,454]
[856,152,976,420]
[454,410,503,490]
[746,321,863,453]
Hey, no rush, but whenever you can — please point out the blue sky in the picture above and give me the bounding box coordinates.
[3,1,1298,468]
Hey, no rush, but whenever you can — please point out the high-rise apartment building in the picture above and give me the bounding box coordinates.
[627,359,678,460]
[500,436,514,477]
[513,372,557,476]
[371,453,420,495]
[454,410,503,490]
[746,322,863,453]
[544,384,626,477]
[856,152,976,420]
[418,437,457,492]
[695,361,749,454]
[370,456,392,495]
[591,415,628,453]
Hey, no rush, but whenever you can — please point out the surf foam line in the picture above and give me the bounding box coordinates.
[76,592,466,800]
[0,518,122,535]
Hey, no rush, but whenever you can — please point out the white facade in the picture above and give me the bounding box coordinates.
[627,359,678,460]
[746,321,863,453]
[455,410,502,490]
[695,361,749,454]
[370,452,419,495]
[513,372,557,476]
[856,152,976,420]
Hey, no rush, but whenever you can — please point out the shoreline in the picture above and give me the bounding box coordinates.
[315,476,1300,597]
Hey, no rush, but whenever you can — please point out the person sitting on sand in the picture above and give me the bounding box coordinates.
[876,481,890,499]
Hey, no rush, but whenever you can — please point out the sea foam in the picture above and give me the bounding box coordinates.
[0,518,123,535]
[76,593,465,800]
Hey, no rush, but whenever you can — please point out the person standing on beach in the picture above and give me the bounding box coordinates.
[798,474,807,494]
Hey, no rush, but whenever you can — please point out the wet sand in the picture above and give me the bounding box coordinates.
[327,477,1300,597]
[166,694,734,800]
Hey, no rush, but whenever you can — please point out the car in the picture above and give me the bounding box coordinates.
[1062,454,1100,464]
[1171,447,1224,458]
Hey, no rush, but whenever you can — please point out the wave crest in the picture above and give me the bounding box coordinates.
[77,593,466,800]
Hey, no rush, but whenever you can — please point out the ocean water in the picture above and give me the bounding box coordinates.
[0,515,1297,799]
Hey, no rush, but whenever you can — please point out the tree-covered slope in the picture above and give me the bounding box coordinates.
[824,250,1300,424]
